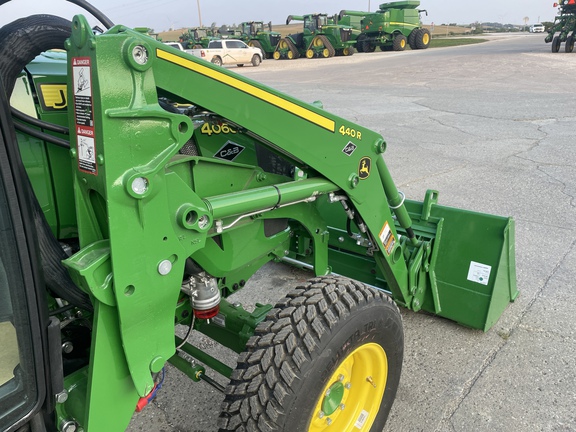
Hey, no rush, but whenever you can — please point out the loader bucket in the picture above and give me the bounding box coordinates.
[405,194,518,331]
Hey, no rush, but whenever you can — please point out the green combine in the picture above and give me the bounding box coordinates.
[340,0,430,52]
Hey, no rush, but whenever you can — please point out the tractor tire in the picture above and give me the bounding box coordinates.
[193,44,202,49]
[364,40,376,52]
[237,64,244,67]
[356,35,366,52]
[415,28,431,49]
[306,49,315,58]
[552,36,561,53]
[287,50,294,60]
[393,34,407,51]
[408,29,418,49]
[251,54,261,67]
[565,35,574,53]
[218,276,404,432]
[342,46,354,56]
[273,50,281,60]
[211,56,223,66]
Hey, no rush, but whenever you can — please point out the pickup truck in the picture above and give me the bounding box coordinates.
[189,39,263,67]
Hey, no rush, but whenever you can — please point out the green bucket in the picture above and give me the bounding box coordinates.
[405,192,518,331]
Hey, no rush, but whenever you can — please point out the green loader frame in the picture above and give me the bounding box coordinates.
[0,2,517,431]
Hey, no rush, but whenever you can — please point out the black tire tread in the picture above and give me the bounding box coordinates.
[218,276,399,431]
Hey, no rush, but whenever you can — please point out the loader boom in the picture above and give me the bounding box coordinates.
[0,7,517,431]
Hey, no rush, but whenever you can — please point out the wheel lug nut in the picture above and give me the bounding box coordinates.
[340,403,345,410]
[326,417,333,426]
[345,382,351,389]
[318,411,325,419]
[325,389,331,396]
[338,374,344,382]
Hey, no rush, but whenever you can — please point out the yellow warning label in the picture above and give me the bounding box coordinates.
[38,84,67,110]
[379,221,396,255]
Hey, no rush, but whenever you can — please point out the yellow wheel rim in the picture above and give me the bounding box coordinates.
[308,343,387,432]
[273,51,281,60]
[322,48,330,58]
[279,39,289,49]
[423,33,430,44]
[287,50,294,59]
[313,37,324,47]
[343,47,350,56]
[306,49,314,58]
[400,39,406,48]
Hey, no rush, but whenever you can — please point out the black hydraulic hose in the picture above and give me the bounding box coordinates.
[14,121,70,149]
[11,107,69,135]
[63,0,115,29]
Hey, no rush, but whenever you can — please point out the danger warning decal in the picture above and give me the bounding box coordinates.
[72,57,97,175]
[379,221,396,255]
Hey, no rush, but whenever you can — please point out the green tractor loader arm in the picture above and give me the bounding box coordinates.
[0,3,517,431]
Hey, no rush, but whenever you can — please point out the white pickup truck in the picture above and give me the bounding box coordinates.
[189,39,263,67]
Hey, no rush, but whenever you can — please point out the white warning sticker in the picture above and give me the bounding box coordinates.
[354,410,369,429]
[467,261,491,286]
[72,57,97,175]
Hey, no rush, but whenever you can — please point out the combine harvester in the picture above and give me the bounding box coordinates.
[339,1,430,52]
[0,0,517,430]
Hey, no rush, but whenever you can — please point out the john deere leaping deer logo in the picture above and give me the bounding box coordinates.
[358,157,371,179]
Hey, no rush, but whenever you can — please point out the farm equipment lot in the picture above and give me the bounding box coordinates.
[128,33,576,432]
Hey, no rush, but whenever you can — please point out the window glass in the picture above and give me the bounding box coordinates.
[0,125,40,430]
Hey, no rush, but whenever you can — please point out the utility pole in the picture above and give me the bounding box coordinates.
[197,0,203,27]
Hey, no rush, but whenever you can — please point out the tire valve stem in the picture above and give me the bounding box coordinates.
[366,376,377,388]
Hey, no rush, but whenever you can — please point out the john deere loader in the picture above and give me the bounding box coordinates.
[0,0,517,431]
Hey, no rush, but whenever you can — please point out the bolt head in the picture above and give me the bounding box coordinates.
[318,411,325,419]
[338,374,345,381]
[325,388,331,396]
[158,259,172,275]
[131,177,148,195]
[132,45,149,64]
[326,417,333,426]
[340,403,345,410]
[345,382,351,389]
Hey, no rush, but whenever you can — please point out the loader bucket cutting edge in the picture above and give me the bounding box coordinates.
[404,199,518,331]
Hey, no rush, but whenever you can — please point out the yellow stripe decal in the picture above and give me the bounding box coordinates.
[389,22,419,28]
[156,49,335,132]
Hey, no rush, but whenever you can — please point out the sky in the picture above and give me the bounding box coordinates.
[0,0,558,32]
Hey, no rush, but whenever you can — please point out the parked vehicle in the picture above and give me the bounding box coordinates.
[189,39,263,66]
[340,1,429,52]
[179,27,217,49]
[274,13,357,59]
[530,23,545,33]
[239,21,281,59]
[546,0,576,52]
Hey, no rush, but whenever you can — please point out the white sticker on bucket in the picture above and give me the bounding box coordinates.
[354,410,369,429]
[467,261,491,286]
